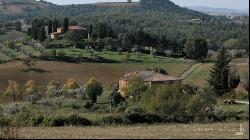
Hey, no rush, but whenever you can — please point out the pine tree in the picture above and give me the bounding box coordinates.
[48,19,52,35]
[207,47,232,96]
[63,17,69,33]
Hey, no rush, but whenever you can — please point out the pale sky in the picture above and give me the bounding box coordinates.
[44,0,249,9]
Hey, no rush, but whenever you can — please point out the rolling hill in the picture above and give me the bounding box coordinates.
[0,0,210,21]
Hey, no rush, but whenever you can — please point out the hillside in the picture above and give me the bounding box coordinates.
[0,0,248,51]
[0,0,210,21]
[0,0,51,20]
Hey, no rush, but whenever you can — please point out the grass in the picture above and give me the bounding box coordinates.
[183,63,249,92]
[18,121,249,139]
[0,31,27,42]
[17,44,42,57]
[48,48,195,64]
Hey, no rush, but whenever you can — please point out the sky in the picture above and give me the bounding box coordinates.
[44,0,249,9]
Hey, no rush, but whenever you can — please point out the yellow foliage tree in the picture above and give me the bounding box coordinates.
[25,80,37,95]
[4,80,24,102]
[63,79,79,90]
[46,80,61,96]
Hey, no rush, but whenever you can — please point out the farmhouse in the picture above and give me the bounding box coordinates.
[50,25,87,39]
[119,71,182,97]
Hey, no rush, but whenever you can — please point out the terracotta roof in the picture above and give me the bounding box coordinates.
[120,71,181,82]
[68,26,87,30]
[50,32,62,35]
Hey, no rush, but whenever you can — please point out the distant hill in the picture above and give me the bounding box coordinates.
[187,6,249,16]
[0,0,210,21]
[0,0,51,14]
[0,0,248,53]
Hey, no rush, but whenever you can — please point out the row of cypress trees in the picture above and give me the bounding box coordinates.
[28,17,69,42]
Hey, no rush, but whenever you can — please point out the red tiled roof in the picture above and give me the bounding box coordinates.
[50,32,62,35]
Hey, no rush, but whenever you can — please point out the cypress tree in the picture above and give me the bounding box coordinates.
[33,26,38,40]
[207,47,232,96]
[48,19,52,35]
[39,26,46,42]
[63,17,69,33]
[52,18,58,32]
[28,27,32,36]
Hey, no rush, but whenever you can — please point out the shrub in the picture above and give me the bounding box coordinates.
[141,85,188,115]
[84,100,94,109]
[29,115,44,126]
[186,88,217,117]
[109,83,125,107]
[46,80,62,97]
[96,115,130,126]
[235,92,248,100]
[212,105,244,121]
[42,115,91,127]
[41,115,65,127]
[85,78,103,103]
[97,113,162,126]
[125,113,162,124]
[161,113,194,123]
[64,115,92,126]
[221,91,236,99]
[7,103,21,115]
[125,105,143,114]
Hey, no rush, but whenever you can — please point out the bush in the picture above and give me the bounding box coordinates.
[161,114,194,123]
[7,103,21,115]
[42,115,65,127]
[29,115,44,126]
[96,115,130,126]
[84,100,94,109]
[221,91,236,99]
[212,105,245,121]
[42,115,91,127]
[125,113,162,124]
[64,115,92,126]
[125,105,143,114]
[235,92,248,100]
[97,113,162,126]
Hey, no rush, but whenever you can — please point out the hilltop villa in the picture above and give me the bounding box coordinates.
[50,26,87,39]
[119,71,182,97]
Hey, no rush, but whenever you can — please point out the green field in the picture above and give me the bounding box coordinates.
[183,63,249,92]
